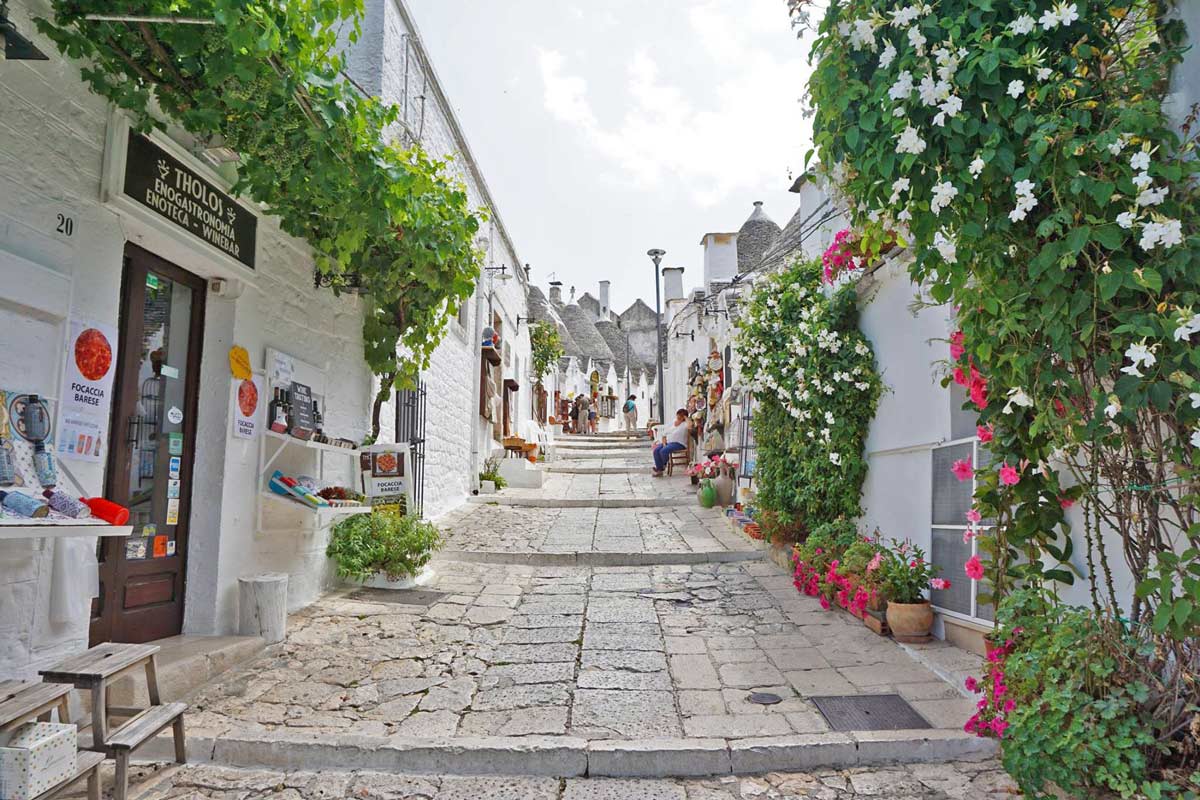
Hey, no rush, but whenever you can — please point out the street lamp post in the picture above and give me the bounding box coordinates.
[647,248,666,426]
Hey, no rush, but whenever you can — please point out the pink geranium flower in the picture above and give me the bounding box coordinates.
[999,462,1021,486]
[969,373,989,409]
[950,330,965,360]
[866,552,884,572]
[991,719,1009,737]
[964,676,979,693]
[976,424,994,443]
[953,366,968,387]
[931,578,951,590]
[818,595,831,610]
[965,555,985,580]
[963,529,976,543]
[951,457,974,482]
[1059,497,1075,509]
[965,508,982,524]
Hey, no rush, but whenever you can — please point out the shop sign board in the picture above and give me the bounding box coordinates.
[359,446,412,516]
[230,374,264,440]
[123,133,257,269]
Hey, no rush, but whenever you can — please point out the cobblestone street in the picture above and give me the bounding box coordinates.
[123,433,1012,794]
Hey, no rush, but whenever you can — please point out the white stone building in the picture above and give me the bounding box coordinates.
[0,0,533,677]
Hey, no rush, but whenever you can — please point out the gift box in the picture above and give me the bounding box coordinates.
[0,722,77,800]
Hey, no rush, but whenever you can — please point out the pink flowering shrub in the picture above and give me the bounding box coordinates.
[821,229,861,283]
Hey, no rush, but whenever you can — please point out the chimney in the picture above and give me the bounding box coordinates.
[598,280,611,321]
[569,285,576,304]
[662,267,685,302]
[548,281,563,305]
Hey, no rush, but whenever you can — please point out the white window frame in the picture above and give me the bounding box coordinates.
[930,435,995,628]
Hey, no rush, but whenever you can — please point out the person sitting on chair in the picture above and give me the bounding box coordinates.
[651,408,690,477]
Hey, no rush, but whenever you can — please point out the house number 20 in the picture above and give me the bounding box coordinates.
[55,213,75,237]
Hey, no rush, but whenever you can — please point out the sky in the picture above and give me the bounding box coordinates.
[408,0,815,314]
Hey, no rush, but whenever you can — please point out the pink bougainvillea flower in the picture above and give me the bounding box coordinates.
[969,373,989,409]
[931,578,951,590]
[964,676,979,693]
[976,423,994,443]
[999,462,1021,486]
[991,719,1009,737]
[953,366,968,387]
[866,552,884,572]
[950,330,965,360]
[963,529,976,543]
[1003,699,1015,713]
[818,595,831,610]
[951,457,974,482]
[965,555,985,580]
[965,508,982,524]
[1059,497,1075,509]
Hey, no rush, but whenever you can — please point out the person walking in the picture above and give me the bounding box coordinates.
[651,408,690,476]
[588,393,599,434]
[577,392,591,436]
[570,397,581,434]
[622,395,638,431]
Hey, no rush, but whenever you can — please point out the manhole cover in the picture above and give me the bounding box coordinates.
[810,694,932,731]
[348,588,446,606]
[747,692,783,705]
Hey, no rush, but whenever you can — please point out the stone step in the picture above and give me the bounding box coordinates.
[134,728,996,779]
[468,495,691,508]
[556,441,647,450]
[435,549,764,567]
[545,465,644,475]
[106,634,266,707]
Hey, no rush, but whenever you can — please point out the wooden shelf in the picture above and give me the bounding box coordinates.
[259,491,370,519]
[263,428,360,455]
[481,345,502,366]
[0,518,132,539]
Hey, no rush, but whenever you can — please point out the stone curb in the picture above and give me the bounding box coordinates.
[140,730,996,778]
[435,549,763,567]
[468,496,692,508]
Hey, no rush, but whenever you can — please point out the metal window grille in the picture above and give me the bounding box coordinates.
[394,381,427,517]
[930,436,995,624]
[738,393,756,483]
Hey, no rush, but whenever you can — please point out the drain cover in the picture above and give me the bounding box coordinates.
[810,694,932,731]
[348,588,446,606]
[747,692,783,705]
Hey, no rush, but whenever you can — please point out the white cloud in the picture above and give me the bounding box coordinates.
[535,0,809,208]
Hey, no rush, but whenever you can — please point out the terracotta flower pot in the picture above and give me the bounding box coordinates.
[886,600,934,643]
[713,473,734,506]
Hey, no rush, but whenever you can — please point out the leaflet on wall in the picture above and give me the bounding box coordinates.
[230,374,264,440]
[57,318,118,463]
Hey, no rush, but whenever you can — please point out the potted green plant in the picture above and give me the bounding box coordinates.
[326,511,442,589]
[879,540,948,643]
[478,455,507,494]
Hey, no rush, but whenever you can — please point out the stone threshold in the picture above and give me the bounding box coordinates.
[136,729,996,778]
[436,549,763,567]
[468,496,692,508]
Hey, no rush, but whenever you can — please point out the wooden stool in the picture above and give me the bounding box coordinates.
[41,643,187,800]
[666,449,688,476]
[0,680,104,800]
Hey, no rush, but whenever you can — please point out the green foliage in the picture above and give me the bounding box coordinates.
[36,1,484,418]
[737,259,882,537]
[479,454,507,490]
[793,518,862,572]
[326,511,441,582]
[983,591,1183,799]
[529,322,565,383]
[878,540,942,604]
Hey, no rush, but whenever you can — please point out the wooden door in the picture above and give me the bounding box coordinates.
[91,244,205,645]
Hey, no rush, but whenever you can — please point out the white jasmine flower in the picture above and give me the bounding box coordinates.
[1009,179,1038,222]
[1039,8,1059,29]
[1104,395,1122,418]
[1190,392,1200,409]
[896,125,927,155]
[830,452,843,466]
[1136,186,1168,207]
[933,230,957,263]
[908,25,927,54]
[932,111,947,127]
[1107,136,1128,155]
[879,40,897,68]
[1130,151,1151,171]
[1132,172,1154,190]
[931,181,958,215]
[850,18,877,51]
[969,155,986,179]
[889,177,911,204]
[1058,3,1080,25]
[1036,67,1053,81]
[1192,429,1200,449]
[919,74,950,106]
[1139,219,1183,251]
[897,208,913,221]
[1175,311,1200,342]
[1120,340,1156,377]
[891,5,920,27]
[1009,15,1036,34]
[889,70,915,101]
[939,94,963,119]
[1007,79,1026,98]
[1116,211,1137,229]
[1003,387,1034,414]
[837,21,851,38]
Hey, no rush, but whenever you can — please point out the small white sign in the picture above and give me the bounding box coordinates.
[166,406,183,425]
[230,374,264,440]
[57,317,119,464]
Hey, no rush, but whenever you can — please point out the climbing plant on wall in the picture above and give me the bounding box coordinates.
[529,322,565,385]
[736,258,882,540]
[800,0,1199,791]
[36,0,485,437]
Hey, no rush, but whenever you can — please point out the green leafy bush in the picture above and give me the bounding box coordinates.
[737,259,882,540]
[326,512,441,582]
[479,455,507,490]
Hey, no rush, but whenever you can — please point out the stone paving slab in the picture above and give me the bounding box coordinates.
[167,560,990,776]
[66,759,1020,798]
[439,505,756,559]
[476,472,696,504]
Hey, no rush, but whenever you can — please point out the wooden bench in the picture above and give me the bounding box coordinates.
[0,680,103,800]
[41,643,187,800]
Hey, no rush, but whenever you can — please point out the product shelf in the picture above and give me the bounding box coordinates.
[0,517,132,539]
[262,428,360,455]
[258,491,370,519]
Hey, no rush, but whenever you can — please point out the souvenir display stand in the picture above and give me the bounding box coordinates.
[0,250,131,540]
[254,348,368,535]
